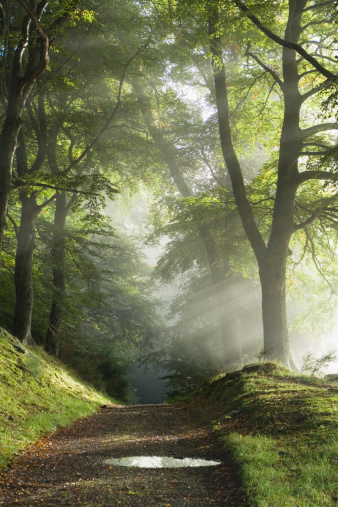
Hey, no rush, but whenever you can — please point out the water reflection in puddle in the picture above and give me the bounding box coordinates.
[104,456,221,468]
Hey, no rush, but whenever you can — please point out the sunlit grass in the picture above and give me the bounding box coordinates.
[201,363,338,506]
[0,330,113,468]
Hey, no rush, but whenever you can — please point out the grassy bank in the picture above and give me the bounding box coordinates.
[0,328,112,468]
[198,363,338,507]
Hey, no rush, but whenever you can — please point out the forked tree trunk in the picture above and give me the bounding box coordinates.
[208,1,308,368]
[0,2,49,261]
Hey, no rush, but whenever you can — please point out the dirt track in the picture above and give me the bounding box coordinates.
[0,402,248,506]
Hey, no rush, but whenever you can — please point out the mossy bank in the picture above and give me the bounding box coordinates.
[196,363,338,507]
[0,329,112,468]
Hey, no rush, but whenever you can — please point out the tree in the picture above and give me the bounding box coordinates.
[202,0,337,367]
[0,0,74,260]
[5,1,149,348]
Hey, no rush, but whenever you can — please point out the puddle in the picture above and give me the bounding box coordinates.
[104,456,221,468]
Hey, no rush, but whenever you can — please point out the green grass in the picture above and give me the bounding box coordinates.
[0,328,113,468]
[198,363,338,507]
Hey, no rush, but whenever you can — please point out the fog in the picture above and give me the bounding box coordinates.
[104,191,337,404]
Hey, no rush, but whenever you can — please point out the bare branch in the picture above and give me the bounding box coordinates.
[233,0,337,81]
[245,44,283,88]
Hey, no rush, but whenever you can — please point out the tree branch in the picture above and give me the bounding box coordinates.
[15,0,50,88]
[245,44,283,88]
[301,123,338,138]
[303,1,335,12]
[12,180,100,196]
[301,78,332,102]
[6,213,19,239]
[209,10,267,262]
[303,141,330,149]
[296,170,338,185]
[36,192,56,212]
[64,34,152,174]
[301,19,331,32]
[305,228,336,294]
[293,210,321,230]
[300,151,330,156]
[233,0,337,81]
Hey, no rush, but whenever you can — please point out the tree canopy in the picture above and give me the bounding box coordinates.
[0,0,337,396]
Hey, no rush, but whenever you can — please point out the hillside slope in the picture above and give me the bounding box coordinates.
[0,329,112,468]
[195,363,338,507]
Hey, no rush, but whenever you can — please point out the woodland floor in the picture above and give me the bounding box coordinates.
[0,402,248,506]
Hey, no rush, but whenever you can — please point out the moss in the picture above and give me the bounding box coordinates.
[0,330,113,468]
[197,361,338,506]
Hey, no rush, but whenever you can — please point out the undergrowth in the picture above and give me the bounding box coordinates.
[0,329,112,468]
[198,362,338,507]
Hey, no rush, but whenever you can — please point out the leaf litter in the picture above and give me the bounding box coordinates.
[0,402,248,506]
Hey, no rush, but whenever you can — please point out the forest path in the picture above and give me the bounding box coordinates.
[0,402,247,506]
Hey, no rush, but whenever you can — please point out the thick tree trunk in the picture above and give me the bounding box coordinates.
[45,191,67,356]
[12,192,39,344]
[259,259,291,366]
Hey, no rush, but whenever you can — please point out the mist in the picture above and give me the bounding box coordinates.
[102,190,337,402]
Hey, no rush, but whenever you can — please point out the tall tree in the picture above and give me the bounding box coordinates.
[0,0,71,260]
[193,0,338,367]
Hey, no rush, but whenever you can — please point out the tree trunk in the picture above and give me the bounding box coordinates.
[208,1,307,368]
[0,4,50,260]
[199,223,243,368]
[259,257,291,366]
[45,191,67,356]
[12,191,39,344]
[0,97,27,257]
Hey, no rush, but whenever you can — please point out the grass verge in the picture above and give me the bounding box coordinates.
[0,328,113,468]
[198,363,338,507]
